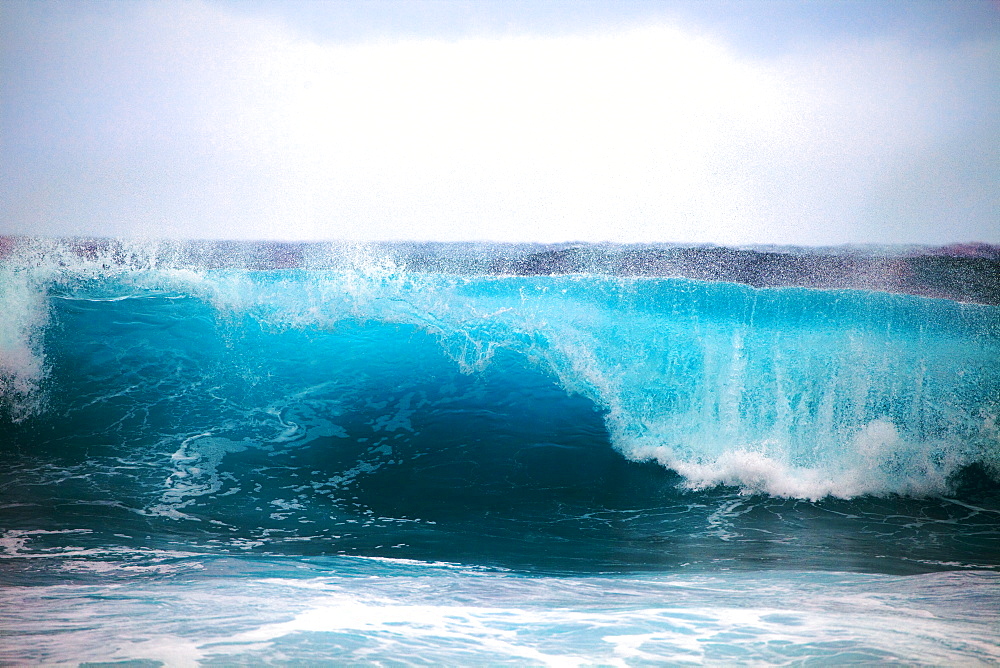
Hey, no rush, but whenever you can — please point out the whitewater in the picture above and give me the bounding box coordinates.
[1,237,998,665]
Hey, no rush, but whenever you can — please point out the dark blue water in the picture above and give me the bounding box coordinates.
[2,240,998,664]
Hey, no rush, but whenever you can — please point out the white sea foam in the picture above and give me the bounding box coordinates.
[0,529,92,556]
[0,259,50,419]
[622,416,981,500]
[1,565,997,666]
[147,434,250,520]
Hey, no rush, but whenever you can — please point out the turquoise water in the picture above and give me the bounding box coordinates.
[1,240,998,664]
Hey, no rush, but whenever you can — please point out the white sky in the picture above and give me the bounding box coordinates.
[1,0,998,244]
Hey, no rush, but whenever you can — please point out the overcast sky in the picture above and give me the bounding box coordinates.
[2,0,998,245]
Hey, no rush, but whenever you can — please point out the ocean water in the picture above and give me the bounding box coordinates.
[1,238,998,665]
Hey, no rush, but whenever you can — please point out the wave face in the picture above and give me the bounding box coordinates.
[1,239,999,575]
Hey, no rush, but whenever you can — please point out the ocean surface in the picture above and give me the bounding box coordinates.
[1,238,998,665]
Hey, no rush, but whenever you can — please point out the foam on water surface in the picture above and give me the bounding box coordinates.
[1,555,998,666]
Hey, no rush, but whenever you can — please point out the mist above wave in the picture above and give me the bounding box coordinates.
[2,236,998,304]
